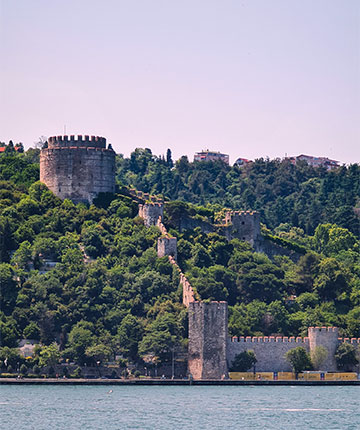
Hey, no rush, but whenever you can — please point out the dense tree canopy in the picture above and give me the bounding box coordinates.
[1,146,360,371]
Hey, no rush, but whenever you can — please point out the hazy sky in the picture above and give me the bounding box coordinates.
[1,0,359,164]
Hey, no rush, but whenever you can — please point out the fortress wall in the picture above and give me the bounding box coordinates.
[138,203,163,227]
[188,301,228,379]
[40,136,115,204]
[157,237,177,260]
[308,327,339,372]
[223,210,261,248]
[227,336,310,372]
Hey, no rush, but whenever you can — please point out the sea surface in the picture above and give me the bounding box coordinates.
[0,385,359,429]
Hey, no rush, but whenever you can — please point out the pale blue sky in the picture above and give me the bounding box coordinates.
[1,0,359,164]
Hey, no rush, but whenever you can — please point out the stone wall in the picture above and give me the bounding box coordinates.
[188,301,228,380]
[40,135,115,204]
[308,326,339,372]
[222,210,261,249]
[227,327,360,373]
[227,336,310,372]
[138,203,164,227]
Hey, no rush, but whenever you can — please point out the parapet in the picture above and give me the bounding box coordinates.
[339,338,360,344]
[230,336,309,343]
[308,326,339,334]
[47,135,108,149]
[224,210,259,224]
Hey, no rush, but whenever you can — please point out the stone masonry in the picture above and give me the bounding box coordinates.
[222,210,262,250]
[188,301,228,379]
[137,197,360,378]
[40,135,115,204]
[228,326,359,373]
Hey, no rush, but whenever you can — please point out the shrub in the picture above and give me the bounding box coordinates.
[335,343,359,371]
[71,367,82,378]
[285,347,312,376]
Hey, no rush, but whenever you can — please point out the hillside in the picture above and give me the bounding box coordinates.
[0,145,359,373]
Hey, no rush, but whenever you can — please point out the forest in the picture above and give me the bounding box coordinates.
[0,143,359,375]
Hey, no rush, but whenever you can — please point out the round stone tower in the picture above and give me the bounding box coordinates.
[308,326,339,371]
[40,135,116,204]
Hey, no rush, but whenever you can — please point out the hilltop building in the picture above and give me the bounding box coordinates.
[290,154,339,170]
[40,135,116,204]
[194,150,229,164]
[234,157,251,167]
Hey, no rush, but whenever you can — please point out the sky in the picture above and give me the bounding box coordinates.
[1,0,359,164]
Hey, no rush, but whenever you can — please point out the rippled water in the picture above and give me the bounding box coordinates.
[0,385,359,429]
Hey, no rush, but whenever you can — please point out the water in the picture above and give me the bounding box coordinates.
[0,385,359,429]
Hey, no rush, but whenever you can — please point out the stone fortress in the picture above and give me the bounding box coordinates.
[136,196,360,379]
[39,145,359,380]
[40,135,116,204]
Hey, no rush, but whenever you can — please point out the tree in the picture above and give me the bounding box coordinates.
[166,149,173,168]
[85,344,112,365]
[23,322,41,340]
[335,343,359,371]
[310,346,328,370]
[38,343,60,368]
[0,263,18,313]
[117,314,143,361]
[285,347,312,376]
[230,350,257,372]
[65,321,95,364]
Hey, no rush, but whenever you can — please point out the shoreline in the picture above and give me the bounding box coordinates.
[1,378,359,386]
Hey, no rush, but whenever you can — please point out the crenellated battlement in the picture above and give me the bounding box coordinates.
[230,336,309,343]
[308,326,339,334]
[339,338,360,344]
[40,133,115,204]
[129,189,163,204]
[47,135,109,149]
[224,210,259,223]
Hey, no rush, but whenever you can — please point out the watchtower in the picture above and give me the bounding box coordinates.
[138,202,164,227]
[308,326,339,371]
[188,301,228,379]
[40,135,115,204]
[224,210,261,248]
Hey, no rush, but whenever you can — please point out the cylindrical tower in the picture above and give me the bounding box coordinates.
[40,135,116,204]
[308,326,339,371]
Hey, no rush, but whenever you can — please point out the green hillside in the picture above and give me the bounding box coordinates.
[0,145,359,373]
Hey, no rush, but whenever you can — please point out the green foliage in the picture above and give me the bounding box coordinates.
[335,343,359,371]
[1,147,360,370]
[310,346,328,370]
[285,347,312,375]
[38,343,60,368]
[230,350,257,372]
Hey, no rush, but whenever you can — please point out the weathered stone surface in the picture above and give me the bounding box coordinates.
[308,327,339,372]
[157,237,177,260]
[40,135,115,204]
[227,336,310,372]
[188,301,228,380]
[138,203,163,227]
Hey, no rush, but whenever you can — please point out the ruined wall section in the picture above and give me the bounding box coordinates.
[188,301,228,379]
[222,210,261,249]
[40,135,115,204]
[157,217,177,261]
[138,203,163,227]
